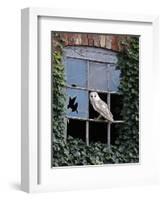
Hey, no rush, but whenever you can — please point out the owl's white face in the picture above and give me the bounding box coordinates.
[90,92,100,101]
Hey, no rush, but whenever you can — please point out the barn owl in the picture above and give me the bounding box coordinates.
[89,92,114,123]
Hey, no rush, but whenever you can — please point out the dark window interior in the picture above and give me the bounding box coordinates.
[110,94,123,120]
[67,119,86,142]
[89,122,107,143]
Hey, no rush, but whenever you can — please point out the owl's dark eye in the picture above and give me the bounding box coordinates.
[91,95,93,98]
[94,95,96,97]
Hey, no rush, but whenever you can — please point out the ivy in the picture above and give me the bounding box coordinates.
[52,33,66,142]
[52,33,139,166]
[115,36,139,162]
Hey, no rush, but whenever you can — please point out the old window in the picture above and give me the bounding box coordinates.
[64,46,123,146]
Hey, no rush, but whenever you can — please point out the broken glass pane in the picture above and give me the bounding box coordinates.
[66,88,88,118]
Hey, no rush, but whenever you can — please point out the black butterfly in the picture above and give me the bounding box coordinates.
[67,96,78,113]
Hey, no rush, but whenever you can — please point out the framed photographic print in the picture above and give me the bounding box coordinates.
[21,8,159,193]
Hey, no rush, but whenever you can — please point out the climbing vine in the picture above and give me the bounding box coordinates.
[52,33,139,166]
[115,36,139,162]
[52,33,66,142]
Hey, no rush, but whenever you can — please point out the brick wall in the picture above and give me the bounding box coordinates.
[52,32,126,52]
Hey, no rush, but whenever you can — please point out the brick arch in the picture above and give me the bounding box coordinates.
[52,32,126,52]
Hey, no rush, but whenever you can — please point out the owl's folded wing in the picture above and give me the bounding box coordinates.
[96,100,114,122]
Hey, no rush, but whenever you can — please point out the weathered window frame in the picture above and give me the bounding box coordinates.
[64,46,124,146]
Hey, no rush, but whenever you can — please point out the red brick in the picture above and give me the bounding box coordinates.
[53,33,122,52]
[99,35,106,48]
[105,35,112,49]
[88,34,94,46]
[111,36,119,51]
[93,35,100,47]
[67,33,75,45]
[81,34,88,46]
[71,34,81,45]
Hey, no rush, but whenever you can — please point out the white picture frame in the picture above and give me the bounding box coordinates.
[21,7,159,193]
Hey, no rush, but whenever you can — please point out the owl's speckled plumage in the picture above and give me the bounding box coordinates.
[90,92,114,123]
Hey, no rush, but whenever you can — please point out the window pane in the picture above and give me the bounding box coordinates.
[66,58,87,87]
[89,122,107,143]
[67,88,88,118]
[67,119,86,142]
[110,93,123,120]
[108,65,120,91]
[89,62,108,91]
